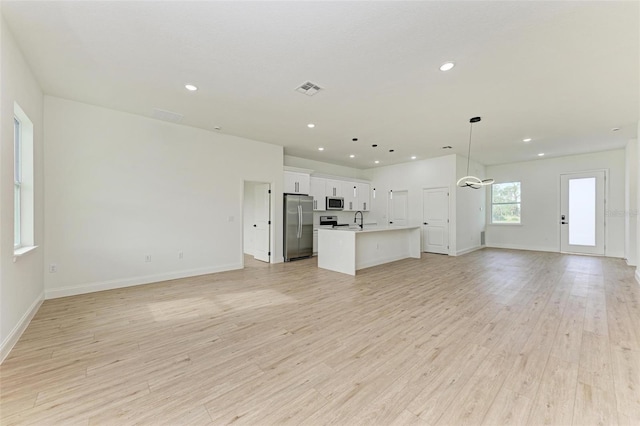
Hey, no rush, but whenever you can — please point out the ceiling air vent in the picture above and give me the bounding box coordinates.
[151,108,184,123]
[295,81,323,96]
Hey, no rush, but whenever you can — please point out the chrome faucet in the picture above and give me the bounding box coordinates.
[354,211,364,230]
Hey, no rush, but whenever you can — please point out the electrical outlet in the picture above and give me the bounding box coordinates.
[49,263,57,273]
[178,251,184,260]
[145,255,151,263]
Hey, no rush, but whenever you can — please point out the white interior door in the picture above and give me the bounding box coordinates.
[560,171,605,255]
[389,190,408,226]
[422,188,449,254]
[253,183,271,262]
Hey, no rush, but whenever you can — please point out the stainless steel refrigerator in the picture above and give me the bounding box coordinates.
[284,194,314,261]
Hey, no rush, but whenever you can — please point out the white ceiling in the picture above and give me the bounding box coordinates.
[2,1,638,168]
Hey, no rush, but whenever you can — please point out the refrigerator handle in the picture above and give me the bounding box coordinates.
[297,205,302,238]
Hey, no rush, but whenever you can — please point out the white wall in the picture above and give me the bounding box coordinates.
[44,97,284,298]
[626,139,638,266]
[0,18,45,361]
[486,150,626,257]
[243,182,256,256]
[284,155,362,179]
[361,155,459,254]
[456,155,487,255]
[637,120,640,282]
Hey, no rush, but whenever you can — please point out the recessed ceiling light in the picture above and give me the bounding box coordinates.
[411,156,417,160]
[538,153,545,157]
[374,160,380,164]
[523,138,532,142]
[349,154,355,158]
[611,127,620,132]
[307,123,315,128]
[185,84,198,91]
[318,147,324,151]
[439,62,455,71]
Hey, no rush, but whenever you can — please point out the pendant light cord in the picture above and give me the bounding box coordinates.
[466,122,473,176]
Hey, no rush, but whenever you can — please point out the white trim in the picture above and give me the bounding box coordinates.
[455,245,485,256]
[1,291,44,364]
[45,263,243,299]
[626,258,637,267]
[635,268,640,285]
[13,245,38,259]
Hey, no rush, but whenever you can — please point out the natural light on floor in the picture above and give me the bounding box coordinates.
[146,290,296,321]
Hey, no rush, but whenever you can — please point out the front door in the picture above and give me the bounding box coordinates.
[253,183,271,262]
[389,190,408,226]
[560,171,605,255]
[422,188,449,254]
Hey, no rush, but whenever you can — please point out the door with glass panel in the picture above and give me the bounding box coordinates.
[560,171,605,255]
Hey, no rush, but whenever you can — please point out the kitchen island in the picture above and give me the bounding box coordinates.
[317,226,421,276]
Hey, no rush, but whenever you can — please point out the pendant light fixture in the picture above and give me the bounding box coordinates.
[456,116,494,189]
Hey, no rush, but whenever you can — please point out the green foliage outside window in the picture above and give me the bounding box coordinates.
[491,182,521,224]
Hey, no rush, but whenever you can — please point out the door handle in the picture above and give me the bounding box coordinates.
[561,221,569,225]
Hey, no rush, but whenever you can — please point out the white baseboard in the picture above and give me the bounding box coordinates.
[626,258,637,267]
[1,291,44,364]
[455,245,484,256]
[45,263,243,299]
[635,268,640,285]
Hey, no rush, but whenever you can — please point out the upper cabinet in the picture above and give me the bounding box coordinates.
[284,171,310,195]
[324,179,344,198]
[343,182,358,211]
[309,177,326,211]
[285,171,370,211]
[357,182,371,211]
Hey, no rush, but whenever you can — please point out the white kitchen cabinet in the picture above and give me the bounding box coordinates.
[325,179,344,198]
[310,177,326,211]
[284,171,310,195]
[357,182,371,211]
[343,182,358,211]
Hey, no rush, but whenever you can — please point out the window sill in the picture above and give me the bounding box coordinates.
[13,245,38,261]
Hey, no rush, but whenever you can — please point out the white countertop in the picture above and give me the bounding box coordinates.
[317,225,420,233]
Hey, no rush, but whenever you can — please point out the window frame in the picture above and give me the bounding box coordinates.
[490,181,522,225]
[14,116,22,249]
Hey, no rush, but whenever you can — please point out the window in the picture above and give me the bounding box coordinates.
[14,117,22,248]
[491,181,521,224]
[13,102,35,254]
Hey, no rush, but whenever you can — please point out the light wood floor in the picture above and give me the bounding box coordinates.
[1,249,639,425]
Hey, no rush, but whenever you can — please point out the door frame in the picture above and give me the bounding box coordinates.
[422,186,451,255]
[242,180,274,266]
[559,169,608,256]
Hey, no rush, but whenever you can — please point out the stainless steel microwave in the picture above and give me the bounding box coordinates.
[326,196,344,210]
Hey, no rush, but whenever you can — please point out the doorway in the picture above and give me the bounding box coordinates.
[389,190,408,226]
[243,181,272,263]
[422,187,449,254]
[560,170,606,255]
